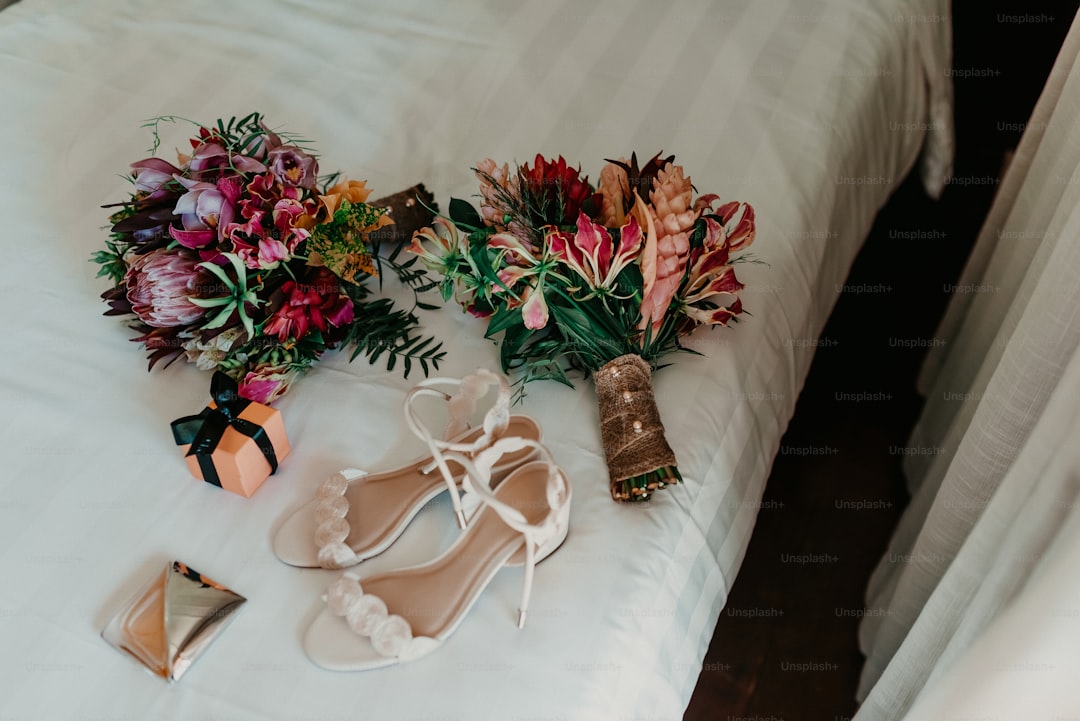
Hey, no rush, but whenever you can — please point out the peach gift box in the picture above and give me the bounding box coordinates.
[171,373,291,497]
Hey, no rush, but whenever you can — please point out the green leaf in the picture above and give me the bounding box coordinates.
[198,258,236,288]
[439,280,455,303]
[188,297,232,308]
[485,305,524,337]
[202,302,237,329]
[466,233,511,293]
[448,198,483,231]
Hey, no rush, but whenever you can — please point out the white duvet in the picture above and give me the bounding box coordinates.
[0,0,950,718]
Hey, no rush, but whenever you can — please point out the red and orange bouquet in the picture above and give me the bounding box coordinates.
[410,152,756,502]
[94,113,442,402]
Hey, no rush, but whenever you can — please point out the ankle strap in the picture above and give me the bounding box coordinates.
[449,437,569,546]
[445,437,570,628]
[403,369,511,452]
[403,370,512,528]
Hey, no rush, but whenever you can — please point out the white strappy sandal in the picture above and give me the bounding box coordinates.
[272,370,542,569]
[304,436,572,670]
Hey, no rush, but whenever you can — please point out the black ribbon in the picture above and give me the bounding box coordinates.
[171,372,279,487]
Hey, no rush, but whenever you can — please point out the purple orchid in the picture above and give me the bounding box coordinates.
[186,141,267,178]
[238,120,284,161]
[131,158,181,200]
[172,175,241,239]
[268,146,319,189]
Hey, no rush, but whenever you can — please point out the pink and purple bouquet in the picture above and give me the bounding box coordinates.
[411,152,756,502]
[94,113,442,403]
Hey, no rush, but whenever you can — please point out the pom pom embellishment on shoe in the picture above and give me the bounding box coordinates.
[314,469,368,569]
[303,435,571,671]
[324,574,433,660]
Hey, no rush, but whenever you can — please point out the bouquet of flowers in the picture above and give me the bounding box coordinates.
[94,112,444,402]
[410,152,756,502]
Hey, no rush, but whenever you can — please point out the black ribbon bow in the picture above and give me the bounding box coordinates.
[171,372,279,487]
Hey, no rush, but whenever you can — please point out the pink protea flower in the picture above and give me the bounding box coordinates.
[124,249,211,328]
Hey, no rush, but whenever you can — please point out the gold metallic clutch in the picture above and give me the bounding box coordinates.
[102,560,246,681]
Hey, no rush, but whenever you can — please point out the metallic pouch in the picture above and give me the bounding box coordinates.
[101,560,246,681]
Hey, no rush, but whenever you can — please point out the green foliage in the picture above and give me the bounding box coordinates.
[341,297,446,379]
[91,206,141,285]
[448,198,483,231]
[140,111,313,157]
[90,239,129,285]
[369,220,440,302]
[307,200,383,284]
[190,254,261,339]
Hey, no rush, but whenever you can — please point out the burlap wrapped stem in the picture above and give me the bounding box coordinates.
[595,354,681,502]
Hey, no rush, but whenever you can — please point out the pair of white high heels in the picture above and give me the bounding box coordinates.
[272,370,572,671]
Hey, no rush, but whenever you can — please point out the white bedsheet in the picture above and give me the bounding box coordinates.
[0,0,950,718]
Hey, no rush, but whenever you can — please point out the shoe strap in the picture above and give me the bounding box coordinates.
[403,369,511,451]
[403,370,512,527]
[456,438,568,539]
[444,437,570,627]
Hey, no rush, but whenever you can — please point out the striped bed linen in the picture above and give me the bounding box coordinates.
[0,0,950,718]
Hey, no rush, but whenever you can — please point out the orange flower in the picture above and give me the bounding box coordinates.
[324,178,374,210]
[305,178,383,227]
[598,161,631,228]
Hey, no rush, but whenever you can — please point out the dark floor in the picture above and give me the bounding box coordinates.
[684,4,1077,719]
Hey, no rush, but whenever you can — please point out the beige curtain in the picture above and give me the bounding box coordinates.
[853,12,1080,721]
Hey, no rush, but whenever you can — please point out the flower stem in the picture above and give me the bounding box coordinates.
[610,464,682,502]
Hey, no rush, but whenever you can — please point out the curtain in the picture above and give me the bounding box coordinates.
[853,11,1080,721]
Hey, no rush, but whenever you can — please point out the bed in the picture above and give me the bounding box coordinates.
[0,0,951,718]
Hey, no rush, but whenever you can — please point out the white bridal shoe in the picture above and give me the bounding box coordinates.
[304,436,571,670]
[272,370,542,569]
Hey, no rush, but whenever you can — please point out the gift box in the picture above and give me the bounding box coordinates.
[171,372,290,497]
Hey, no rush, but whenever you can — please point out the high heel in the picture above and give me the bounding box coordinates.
[303,436,571,670]
[272,370,541,569]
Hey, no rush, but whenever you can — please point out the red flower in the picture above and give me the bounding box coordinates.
[263,269,354,342]
[519,154,595,227]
